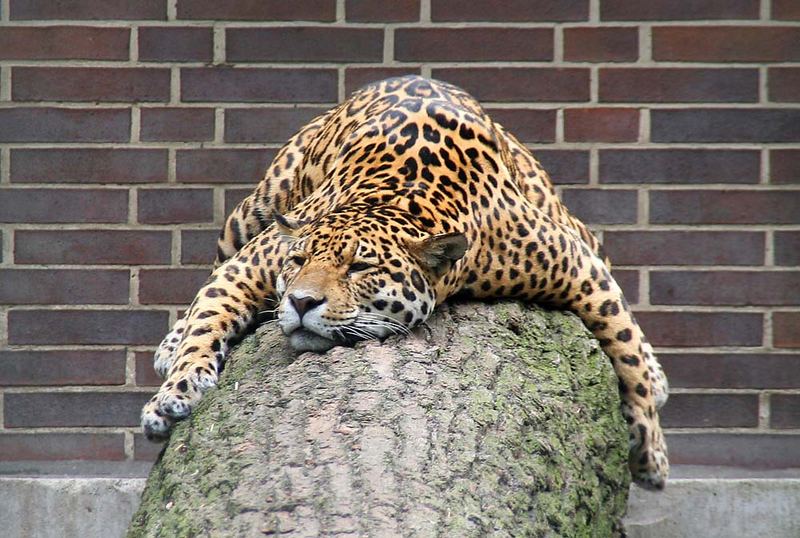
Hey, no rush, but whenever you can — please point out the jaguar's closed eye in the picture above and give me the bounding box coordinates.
[291,255,306,266]
[347,261,373,274]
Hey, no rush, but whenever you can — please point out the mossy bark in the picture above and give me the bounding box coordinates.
[128,301,630,537]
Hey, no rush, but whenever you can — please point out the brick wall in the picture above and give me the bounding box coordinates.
[0,0,798,469]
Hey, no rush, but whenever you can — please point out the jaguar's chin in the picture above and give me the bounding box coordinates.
[287,328,338,353]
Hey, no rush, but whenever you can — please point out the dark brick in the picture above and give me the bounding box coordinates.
[484,109,556,143]
[560,189,637,224]
[599,149,760,184]
[604,231,765,266]
[140,107,215,142]
[0,188,128,223]
[771,395,800,429]
[344,67,422,96]
[135,351,163,387]
[10,0,165,19]
[769,68,800,102]
[433,68,590,102]
[346,0,419,22]
[667,433,800,468]
[177,0,335,21]
[138,188,214,224]
[773,312,800,348]
[635,311,763,347]
[139,268,210,305]
[661,393,759,428]
[0,26,128,60]
[177,149,275,184]
[11,148,167,183]
[0,108,129,143]
[15,230,172,265]
[773,0,800,20]
[431,0,588,21]
[771,150,800,184]
[563,27,638,62]
[532,150,590,184]
[396,28,553,62]
[600,68,759,103]
[651,271,800,306]
[564,108,639,142]
[13,67,169,102]
[139,26,213,62]
[0,269,129,305]
[653,26,800,62]
[776,232,800,266]
[0,350,126,386]
[650,190,800,224]
[134,434,164,461]
[7,310,168,345]
[227,27,383,63]
[0,433,125,461]
[601,0,759,20]
[5,392,151,428]
[181,229,219,265]
[653,109,800,143]
[660,353,800,389]
[225,107,327,143]
[181,68,338,103]
[224,188,252,215]
[612,269,639,304]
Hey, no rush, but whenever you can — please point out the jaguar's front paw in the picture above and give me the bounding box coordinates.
[140,366,218,441]
[628,419,669,490]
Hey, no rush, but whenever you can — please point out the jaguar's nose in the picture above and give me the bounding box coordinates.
[288,293,327,320]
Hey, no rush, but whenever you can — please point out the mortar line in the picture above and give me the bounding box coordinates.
[760,66,769,104]
[638,268,650,307]
[213,25,226,65]
[639,24,652,63]
[130,25,139,63]
[420,0,431,23]
[124,430,135,460]
[761,0,772,20]
[589,66,598,103]
[169,67,180,104]
[130,106,141,143]
[555,108,564,143]
[553,25,563,63]
[383,26,395,64]
[128,186,138,225]
[0,393,5,433]
[171,229,181,266]
[589,0,600,22]
[758,392,771,430]
[337,66,346,102]
[213,186,226,226]
[167,148,177,183]
[637,187,649,225]
[1,0,8,21]
[167,0,177,21]
[125,348,137,387]
[764,310,774,349]
[0,65,10,101]
[0,147,10,183]
[1,228,12,264]
[214,108,225,144]
[639,108,651,143]
[588,147,598,185]
[130,267,141,306]
[336,0,345,22]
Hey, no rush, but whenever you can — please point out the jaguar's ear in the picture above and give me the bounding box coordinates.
[409,232,468,278]
[273,212,306,240]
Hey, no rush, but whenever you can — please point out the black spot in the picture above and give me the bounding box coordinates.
[373,299,388,310]
[635,383,648,397]
[617,328,632,342]
[621,355,640,366]
[176,380,188,392]
[390,301,404,313]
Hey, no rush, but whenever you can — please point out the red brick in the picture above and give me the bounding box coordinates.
[651,271,800,306]
[599,149,760,184]
[771,395,800,428]
[667,433,800,468]
[140,107,215,142]
[564,108,639,142]
[227,27,383,63]
[181,229,219,265]
[0,188,128,223]
[13,67,169,103]
[10,0,165,19]
[134,434,164,461]
[225,107,328,143]
[0,433,125,461]
[433,68,590,102]
[181,68,338,103]
[0,269,129,305]
[600,68,758,103]
[773,0,800,20]
[776,232,800,266]
[635,311,763,347]
[11,148,167,184]
[769,68,800,102]
[135,351,163,387]
[653,26,800,62]
[0,108,129,143]
[601,0,759,20]
[563,27,638,62]
[773,313,800,348]
[347,0,419,21]
[396,28,553,62]
[139,26,213,62]
[650,190,800,225]
[660,353,800,389]
[653,109,800,143]
[344,67,422,95]
[484,108,556,143]
[177,0,335,21]
[532,150,589,184]
[177,149,276,184]
[224,188,252,215]
[0,26,128,60]
[612,269,639,304]
[0,350,126,386]
[8,310,168,345]
[661,394,758,428]
[137,188,214,224]
[771,150,800,184]
[139,268,210,304]
[431,0,588,21]
[560,188,637,224]
[5,392,150,428]
[15,230,172,265]
[604,231,765,266]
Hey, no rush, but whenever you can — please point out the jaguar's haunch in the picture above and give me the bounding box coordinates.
[141,75,669,489]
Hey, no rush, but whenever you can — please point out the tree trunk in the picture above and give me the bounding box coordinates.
[128,301,630,537]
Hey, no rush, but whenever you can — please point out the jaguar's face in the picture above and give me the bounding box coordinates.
[274,211,467,352]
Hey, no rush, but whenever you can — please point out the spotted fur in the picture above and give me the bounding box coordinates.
[142,76,669,489]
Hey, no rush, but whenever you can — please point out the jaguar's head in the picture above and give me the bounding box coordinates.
[274,208,467,352]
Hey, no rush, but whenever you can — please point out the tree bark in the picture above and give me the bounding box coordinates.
[128,301,630,537]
